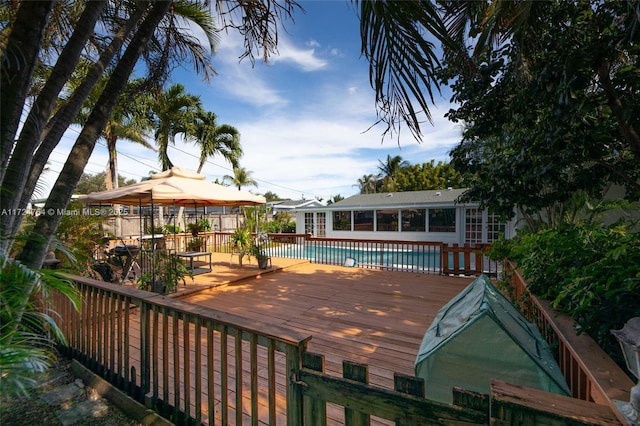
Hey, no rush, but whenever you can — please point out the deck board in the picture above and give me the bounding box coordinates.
[183,262,473,387]
[115,256,475,424]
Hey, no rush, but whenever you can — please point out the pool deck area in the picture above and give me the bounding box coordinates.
[160,253,473,388]
[74,252,624,425]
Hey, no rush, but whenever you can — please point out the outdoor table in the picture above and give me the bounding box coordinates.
[175,251,212,273]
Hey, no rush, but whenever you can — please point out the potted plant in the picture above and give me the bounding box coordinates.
[230,227,252,267]
[186,236,204,252]
[249,242,270,269]
[186,219,211,251]
[138,250,192,294]
[187,222,204,237]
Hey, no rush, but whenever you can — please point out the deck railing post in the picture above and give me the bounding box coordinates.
[343,361,370,426]
[393,373,424,426]
[286,343,305,426]
[139,301,151,400]
[302,352,327,426]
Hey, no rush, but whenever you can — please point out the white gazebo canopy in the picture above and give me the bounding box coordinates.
[79,167,265,207]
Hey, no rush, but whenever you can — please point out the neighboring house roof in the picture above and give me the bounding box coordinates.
[298,188,471,211]
[268,199,325,210]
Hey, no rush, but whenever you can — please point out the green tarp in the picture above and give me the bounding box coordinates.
[414,275,570,404]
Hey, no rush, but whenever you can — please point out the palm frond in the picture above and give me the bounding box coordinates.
[358,0,449,141]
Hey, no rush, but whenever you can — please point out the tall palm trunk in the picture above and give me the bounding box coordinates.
[106,133,123,237]
[17,1,173,269]
[5,4,148,247]
[106,134,119,191]
[0,1,107,250]
[0,0,54,184]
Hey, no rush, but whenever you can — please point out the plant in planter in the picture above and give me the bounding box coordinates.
[138,250,192,294]
[249,242,271,269]
[230,227,252,267]
[187,222,205,237]
[186,236,204,252]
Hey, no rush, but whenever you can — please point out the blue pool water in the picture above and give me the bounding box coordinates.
[272,244,443,271]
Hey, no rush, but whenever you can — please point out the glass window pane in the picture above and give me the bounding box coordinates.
[402,209,426,232]
[354,210,374,231]
[333,211,351,231]
[376,209,398,231]
[429,208,456,232]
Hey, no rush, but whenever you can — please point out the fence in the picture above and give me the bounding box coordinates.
[50,272,625,425]
[105,233,499,276]
[502,260,633,425]
[54,274,310,425]
[157,232,500,276]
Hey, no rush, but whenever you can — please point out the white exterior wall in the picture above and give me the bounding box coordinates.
[296,206,491,245]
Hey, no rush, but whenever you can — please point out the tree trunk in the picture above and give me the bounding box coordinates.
[6,3,148,246]
[0,0,53,184]
[0,1,107,248]
[17,1,172,269]
[106,134,123,236]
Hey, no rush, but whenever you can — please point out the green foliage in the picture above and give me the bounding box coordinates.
[493,221,640,367]
[163,223,182,234]
[446,1,640,220]
[0,250,80,398]
[74,172,136,194]
[394,160,471,192]
[263,191,282,202]
[230,227,252,254]
[186,237,204,251]
[266,211,293,233]
[197,218,211,231]
[18,200,109,271]
[138,250,192,293]
[145,225,164,235]
[186,219,209,236]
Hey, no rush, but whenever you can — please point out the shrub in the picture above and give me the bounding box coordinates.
[491,221,640,367]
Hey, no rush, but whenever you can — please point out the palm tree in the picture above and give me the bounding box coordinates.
[356,174,380,194]
[191,110,242,174]
[103,100,153,191]
[0,249,80,398]
[377,155,409,192]
[0,0,111,249]
[224,166,258,191]
[18,1,175,269]
[148,83,202,171]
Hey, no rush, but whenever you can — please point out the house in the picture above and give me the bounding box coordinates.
[294,188,515,245]
[267,199,324,217]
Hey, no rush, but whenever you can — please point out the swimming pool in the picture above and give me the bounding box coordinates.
[270,243,443,272]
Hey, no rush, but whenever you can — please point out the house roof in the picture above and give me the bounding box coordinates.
[298,188,471,211]
[268,199,324,209]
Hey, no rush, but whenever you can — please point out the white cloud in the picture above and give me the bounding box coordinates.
[270,37,328,71]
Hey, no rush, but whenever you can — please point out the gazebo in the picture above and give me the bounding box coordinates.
[79,167,266,286]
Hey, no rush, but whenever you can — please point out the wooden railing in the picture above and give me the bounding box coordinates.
[105,232,500,276]
[53,274,311,425]
[502,260,634,425]
[49,272,628,425]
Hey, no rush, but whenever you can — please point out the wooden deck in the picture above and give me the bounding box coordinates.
[179,254,473,389]
[60,253,625,425]
[96,254,480,424]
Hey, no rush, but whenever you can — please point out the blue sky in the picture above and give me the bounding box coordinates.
[46,1,462,202]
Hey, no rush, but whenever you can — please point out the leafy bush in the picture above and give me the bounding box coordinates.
[163,223,182,234]
[491,221,640,367]
[0,250,80,397]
